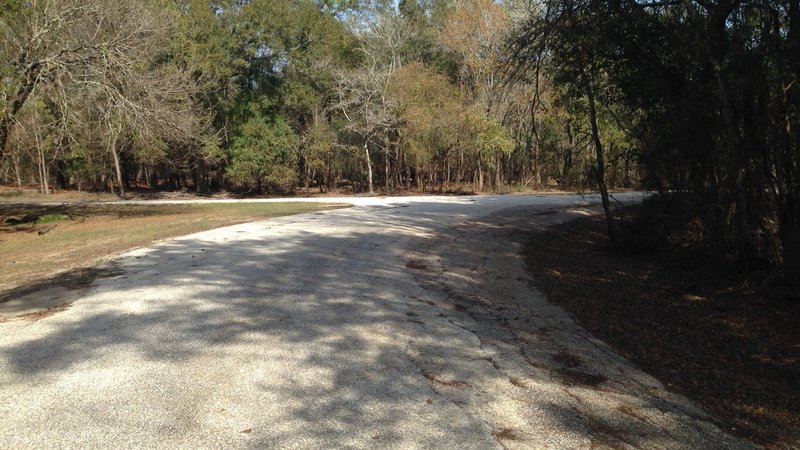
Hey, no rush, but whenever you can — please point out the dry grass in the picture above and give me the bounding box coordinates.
[0,202,345,293]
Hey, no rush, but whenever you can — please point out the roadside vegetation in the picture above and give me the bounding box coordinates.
[0,202,344,293]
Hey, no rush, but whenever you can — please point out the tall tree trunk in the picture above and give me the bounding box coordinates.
[364,140,374,194]
[445,156,451,188]
[458,150,464,184]
[477,151,484,192]
[532,124,541,189]
[563,122,575,186]
[109,126,125,198]
[396,142,405,189]
[384,135,392,191]
[34,124,48,195]
[384,153,390,191]
[495,155,502,190]
[584,75,617,242]
[194,157,208,194]
[13,154,22,188]
[303,154,311,190]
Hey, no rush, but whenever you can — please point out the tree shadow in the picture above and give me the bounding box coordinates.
[0,200,502,446]
[1,193,730,448]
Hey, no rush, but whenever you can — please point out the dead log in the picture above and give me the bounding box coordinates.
[38,224,56,235]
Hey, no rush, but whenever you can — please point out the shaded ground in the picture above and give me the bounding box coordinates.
[0,194,752,449]
[522,213,800,448]
[402,203,751,449]
[0,264,124,320]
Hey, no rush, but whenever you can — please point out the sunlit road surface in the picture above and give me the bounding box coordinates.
[0,193,754,449]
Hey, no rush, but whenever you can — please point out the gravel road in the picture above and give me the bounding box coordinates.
[0,194,755,449]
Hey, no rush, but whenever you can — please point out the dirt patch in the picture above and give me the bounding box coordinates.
[584,416,637,449]
[509,377,530,388]
[553,368,608,388]
[552,350,583,368]
[0,264,123,320]
[522,214,800,447]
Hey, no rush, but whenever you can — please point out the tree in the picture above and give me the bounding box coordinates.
[440,0,518,191]
[510,0,623,240]
[335,11,409,193]
[228,115,298,191]
[390,62,461,190]
[0,0,211,196]
[511,0,800,274]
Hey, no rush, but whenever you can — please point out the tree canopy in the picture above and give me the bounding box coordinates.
[3,0,796,273]
[2,0,642,199]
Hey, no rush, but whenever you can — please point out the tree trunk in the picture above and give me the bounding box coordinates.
[364,140,374,194]
[123,152,132,191]
[563,122,575,187]
[194,158,208,194]
[384,135,391,191]
[495,155,502,190]
[458,150,464,184]
[477,152,484,192]
[109,129,125,198]
[34,126,49,195]
[13,154,22,188]
[524,108,541,190]
[445,156,451,189]
[384,151,390,191]
[585,75,617,242]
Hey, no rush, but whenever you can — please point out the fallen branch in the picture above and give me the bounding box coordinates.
[38,224,56,235]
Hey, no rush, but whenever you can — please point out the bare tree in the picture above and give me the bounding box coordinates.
[440,0,511,191]
[0,0,211,195]
[335,12,409,194]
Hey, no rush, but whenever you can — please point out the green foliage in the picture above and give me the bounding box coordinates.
[390,62,460,164]
[512,0,799,266]
[477,116,514,161]
[228,115,298,188]
[315,0,365,16]
[35,214,70,224]
[1,0,642,200]
[303,121,339,169]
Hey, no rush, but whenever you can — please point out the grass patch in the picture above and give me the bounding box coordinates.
[0,202,346,293]
[34,214,70,224]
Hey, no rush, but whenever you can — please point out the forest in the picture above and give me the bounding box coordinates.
[1,0,641,197]
[1,0,799,273]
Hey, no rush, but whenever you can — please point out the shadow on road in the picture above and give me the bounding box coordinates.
[0,195,749,448]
